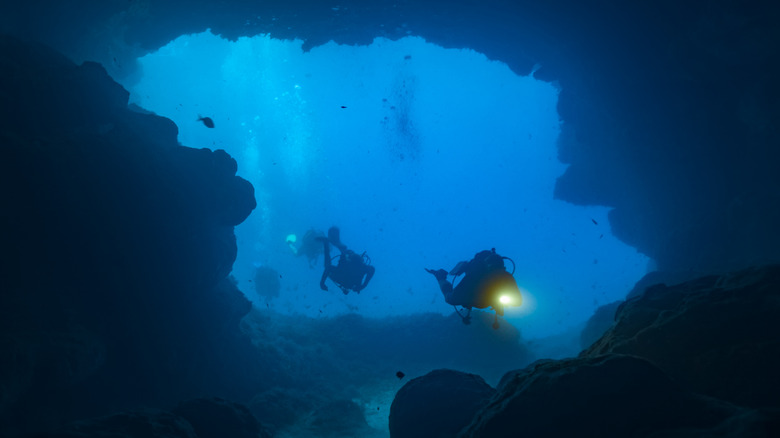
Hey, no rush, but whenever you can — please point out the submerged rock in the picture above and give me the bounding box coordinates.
[46,398,274,438]
[307,399,373,438]
[461,354,739,437]
[248,387,324,431]
[47,409,197,438]
[388,266,780,437]
[0,35,259,435]
[579,300,622,350]
[389,369,495,438]
[584,264,780,408]
[171,397,271,438]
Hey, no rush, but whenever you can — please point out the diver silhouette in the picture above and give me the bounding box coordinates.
[319,226,375,294]
[426,248,521,329]
[287,228,326,267]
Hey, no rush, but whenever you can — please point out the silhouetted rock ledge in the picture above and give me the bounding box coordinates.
[463,354,744,437]
[0,35,260,435]
[584,264,780,409]
[389,265,780,437]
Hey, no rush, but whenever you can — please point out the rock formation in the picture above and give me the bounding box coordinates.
[390,265,780,437]
[0,35,260,435]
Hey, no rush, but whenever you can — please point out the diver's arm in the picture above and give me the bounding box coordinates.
[356,265,375,292]
[320,267,330,291]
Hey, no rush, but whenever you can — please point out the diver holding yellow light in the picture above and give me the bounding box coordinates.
[426,248,522,329]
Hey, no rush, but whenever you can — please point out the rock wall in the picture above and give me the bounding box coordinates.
[2,1,779,275]
[585,264,780,409]
[0,35,259,435]
[389,265,780,437]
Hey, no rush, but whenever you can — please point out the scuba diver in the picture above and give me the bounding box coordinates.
[426,248,521,329]
[318,226,375,294]
[286,228,326,267]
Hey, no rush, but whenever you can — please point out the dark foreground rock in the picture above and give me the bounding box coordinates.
[579,299,622,350]
[584,264,780,409]
[171,397,271,438]
[389,369,495,438]
[0,35,260,435]
[389,265,780,437]
[43,409,198,438]
[461,354,740,437]
[42,398,271,438]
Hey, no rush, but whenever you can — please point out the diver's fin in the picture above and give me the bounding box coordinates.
[425,268,448,282]
[327,226,342,245]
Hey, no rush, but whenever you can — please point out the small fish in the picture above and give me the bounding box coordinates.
[591,218,598,225]
[340,105,347,109]
[197,115,215,128]
[396,371,405,380]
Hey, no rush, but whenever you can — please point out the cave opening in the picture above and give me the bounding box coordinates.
[118,30,647,340]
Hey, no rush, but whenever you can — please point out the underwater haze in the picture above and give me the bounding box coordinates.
[123,30,648,340]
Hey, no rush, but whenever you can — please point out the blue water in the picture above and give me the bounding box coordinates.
[122,30,647,340]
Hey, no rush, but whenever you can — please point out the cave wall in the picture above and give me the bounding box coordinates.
[2,1,780,435]
[0,35,261,435]
[4,0,777,276]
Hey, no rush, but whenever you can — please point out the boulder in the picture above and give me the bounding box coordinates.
[461,354,737,437]
[171,397,271,438]
[584,265,780,408]
[389,369,495,438]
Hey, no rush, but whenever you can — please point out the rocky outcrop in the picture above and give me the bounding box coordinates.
[3,1,779,275]
[47,409,198,438]
[389,369,495,438]
[305,399,375,438]
[386,266,780,437]
[584,264,780,409]
[46,398,270,438]
[0,35,259,435]
[462,354,742,438]
[579,300,622,350]
[171,398,271,438]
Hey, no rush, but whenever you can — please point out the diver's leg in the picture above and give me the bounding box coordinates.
[425,268,455,304]
[328,226,348,253]
[318,238,332,291]
[319,237,332,267]
[319,268,331,291]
